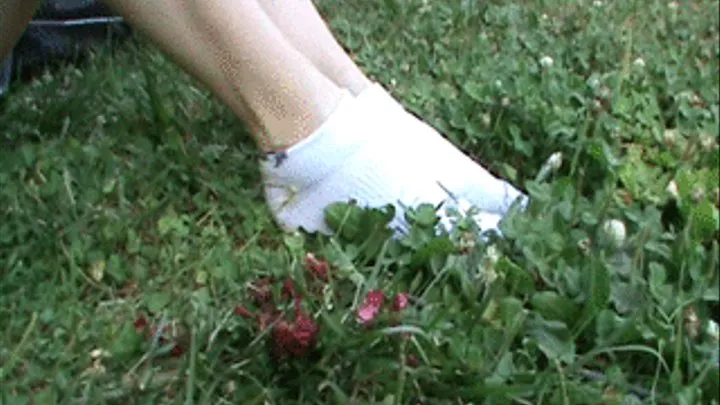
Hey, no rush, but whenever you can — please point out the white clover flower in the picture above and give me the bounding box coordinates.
[225,381,237,395]
[90,260,105,282]
[700,132,717,151]
[707,320,719,341]
[598,85,611,99]
[578,238,592,255]
[539,55,554,69]
[602,219,627,248]
[90,349,110,359]
[547,152,563,171]
[593,0,604,7]
[692,187,706,202]
[668,1,679,10]
[588,76,600,89]
[666,180,679,199]
[633,57,646,69]
[684,306,701,338]
[481,113,492,128]
[486,244,501,265]
[663,129,677,144]
[479,244,501,285]
[536,152,563,182]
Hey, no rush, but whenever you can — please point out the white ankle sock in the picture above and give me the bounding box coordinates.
[261,84,527,235]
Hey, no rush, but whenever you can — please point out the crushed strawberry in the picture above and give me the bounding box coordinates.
[281,278,297,301]
[132,314,185,358]
[248,277,275,305]
[357,290,386,325]
[169,344,185,357]
[406,354,419,367]
[272,313,319,358]
[133,314,148,332]
[271,297,319,358]
[393,293,409,311]
[305,253,329,282]
[234,305,253,318]
[236,271,329,359]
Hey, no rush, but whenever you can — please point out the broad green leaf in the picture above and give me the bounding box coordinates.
[530,291,579,326]
[110,322,144,360]
[525,315,576,364]
[487,352,515,384]
[621,394,644,405]
[324,201,365,239]
[648,262,673,301]
[574,259,611,334]
[157,211,189,237]
[497,296,526,328]
[595,309,620,343]
[405,203,440,228]
[409,236,456,268]
[145,292,172,314]
[611,282,646,315]
[462,82,485,101]
[689,201,719,242]
[497,257,535,296]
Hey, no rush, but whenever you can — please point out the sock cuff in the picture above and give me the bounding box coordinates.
[355,82,405,113]
[261,89,382,188]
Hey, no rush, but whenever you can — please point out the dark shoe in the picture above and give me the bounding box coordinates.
[0,51,11,97]
[0,0,131,97]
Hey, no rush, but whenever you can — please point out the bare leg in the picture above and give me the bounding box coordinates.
[102,0,345,151]
[254,0,372,95]
[96,0,526,236]
[0,0,39,62]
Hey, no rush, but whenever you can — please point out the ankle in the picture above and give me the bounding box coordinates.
[251,82,347,152]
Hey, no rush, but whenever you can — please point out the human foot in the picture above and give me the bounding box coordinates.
[261,85,527,236]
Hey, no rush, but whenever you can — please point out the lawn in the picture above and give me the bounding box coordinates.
[1,0,718,403]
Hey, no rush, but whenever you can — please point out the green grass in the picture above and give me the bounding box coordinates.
[1,0,719,403]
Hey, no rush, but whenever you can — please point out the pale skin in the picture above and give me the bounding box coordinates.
[0,0,373,151]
